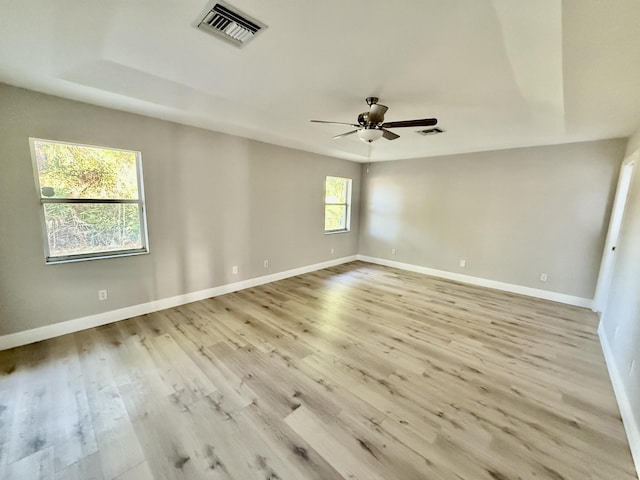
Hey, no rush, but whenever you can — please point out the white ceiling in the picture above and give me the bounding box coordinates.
[2,0,640,162]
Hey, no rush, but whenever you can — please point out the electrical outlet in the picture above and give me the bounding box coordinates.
[630,360,636,377]
[330,248,334,254]
[540,273,548,282]
[98,289,108,301]
[232,266,238,275]
[391,248,396,255]
[459,259,466,268]
[263,260,269,268]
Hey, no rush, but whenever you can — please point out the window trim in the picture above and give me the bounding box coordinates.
[324,175,352,234]
[29,138,150,264]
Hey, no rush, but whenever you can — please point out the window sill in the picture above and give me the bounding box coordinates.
[324,229,350,235]
[46,248,149,265]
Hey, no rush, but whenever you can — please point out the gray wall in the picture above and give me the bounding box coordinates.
[0,83,361,336]
[600,131,640,450]
[358,140,626,298]
[0,81,630,340]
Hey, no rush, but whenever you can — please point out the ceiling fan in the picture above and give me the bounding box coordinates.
[311,97,438,143]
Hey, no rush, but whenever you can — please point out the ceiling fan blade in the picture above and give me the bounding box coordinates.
[332,130,359,139]
[311,120,359,127]
[381,118,438,129]
[382,129,400,140]
[368,104,388,124]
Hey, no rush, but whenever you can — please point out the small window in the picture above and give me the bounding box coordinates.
[324,176,352,233]
[30,138,149,263]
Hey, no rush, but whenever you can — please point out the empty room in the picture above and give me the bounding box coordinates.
[1,1,640,479]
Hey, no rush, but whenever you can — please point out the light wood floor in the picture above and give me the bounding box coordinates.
[0,261,636,480]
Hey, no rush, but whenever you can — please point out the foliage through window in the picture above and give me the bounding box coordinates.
[30,138,149,263]
[325,176,352,233]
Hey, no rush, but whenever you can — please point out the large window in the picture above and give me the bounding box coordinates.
[324,176,352,233]
[30,138,149,263]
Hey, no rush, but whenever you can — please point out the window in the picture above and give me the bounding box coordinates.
[324,176,352,233]
[30,138,149,263]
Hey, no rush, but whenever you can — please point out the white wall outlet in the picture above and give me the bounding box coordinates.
[459,259,466,268]
[263,260,269,268]
[232,266,238,275]
[330,248,334,254]
[540,273,548,282]
[391,248,396,255]
[98,289,108,301]
[630,360,636,377]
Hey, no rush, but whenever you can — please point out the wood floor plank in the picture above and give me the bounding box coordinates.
[54,452,104,480]
[4,446,54,480]
[113,461,154,480]
[239,402,346,480]
[0,261,636,479]
[285,405,387,480]
[74,329,146,480]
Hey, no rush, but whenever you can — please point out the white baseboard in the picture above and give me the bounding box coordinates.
[0,255,357,351]
[0,254,593,345]
[357,255,593,308]
[599,323,640,477]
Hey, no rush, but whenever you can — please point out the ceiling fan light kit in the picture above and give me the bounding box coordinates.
[357,128,384,143]
[311,97,438,143]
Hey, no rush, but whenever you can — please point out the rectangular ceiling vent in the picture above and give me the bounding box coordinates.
[417,127,445,136]
[197,1,266,48]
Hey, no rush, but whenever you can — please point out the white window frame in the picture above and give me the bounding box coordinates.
[29,138,150,264]
[324,176,352,234]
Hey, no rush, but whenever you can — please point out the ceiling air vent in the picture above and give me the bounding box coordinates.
[417,127,445,136]
[197,1,266,48]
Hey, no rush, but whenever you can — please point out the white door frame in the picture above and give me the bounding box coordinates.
[593,152,637,313]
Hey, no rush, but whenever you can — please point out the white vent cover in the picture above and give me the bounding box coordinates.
[197,1,266,48]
